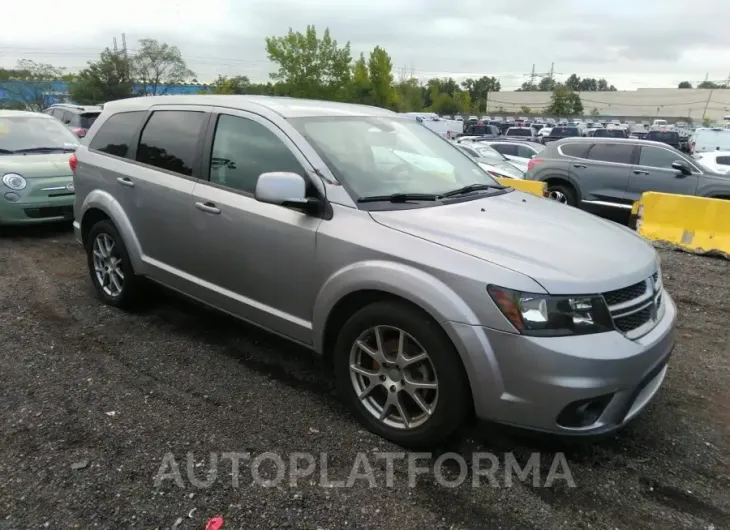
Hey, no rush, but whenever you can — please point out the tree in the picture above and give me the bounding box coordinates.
[590,107,600,118]
[538,77,556,91]
[565,74,582,92]
[368,46,398,109]
[545,84,583,116]
[199,75,253,95]
[350,53,372,104]
[453,91,471,113]
[702,117,713,127]
[517,81,538,91]
[68,48,134,105]
[678,81,693,89]
[461,76,500,112]
[132,39,195,95]
[0,60,65,110]
[394,78,423,112]
[698,80,720,89]
[266,25,352,101]
[428,93,458,116]
[520,106,532,114]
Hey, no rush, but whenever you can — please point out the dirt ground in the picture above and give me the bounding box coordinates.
[0,224,728,530]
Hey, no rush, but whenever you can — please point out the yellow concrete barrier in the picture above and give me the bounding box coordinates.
[496,178,546,197]
[636,192,730,257]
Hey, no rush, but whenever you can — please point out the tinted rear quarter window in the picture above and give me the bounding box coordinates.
[89,111,147,158]
[552,127,580,137]
[716,156,730,166]
[587,143,635,164]
[136,110,206,176]
[558,143,591,158]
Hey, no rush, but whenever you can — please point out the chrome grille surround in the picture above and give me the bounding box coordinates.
[603,271,663,339]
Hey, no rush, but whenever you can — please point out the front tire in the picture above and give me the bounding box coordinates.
[86,220,141,310]
[333,301,471,448]
[546,182,577,206]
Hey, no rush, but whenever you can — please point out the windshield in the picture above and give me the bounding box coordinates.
[0,116,80,153]
[79,112,100,129]
[551,127,580,137]
[647,131,679,142]
[290,116,500,199]
[507,128,532,136]
[594,129,626,138]
[474,144,509,161]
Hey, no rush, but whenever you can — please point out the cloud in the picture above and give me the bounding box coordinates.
[1,0,728,88]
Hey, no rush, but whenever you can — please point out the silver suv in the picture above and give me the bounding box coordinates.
[72,95,676,447]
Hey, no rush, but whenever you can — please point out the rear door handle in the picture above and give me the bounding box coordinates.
[633,170,650,175]
[573,164,587,169]
[195,201,221,215]
[117,177,135,188]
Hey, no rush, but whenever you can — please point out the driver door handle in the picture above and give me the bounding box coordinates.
[195,201,221,215]
[573,164,587,169]
[633,170,650,175]
[117,177,135,188]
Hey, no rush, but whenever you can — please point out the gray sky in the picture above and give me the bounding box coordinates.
[2,0,727,90]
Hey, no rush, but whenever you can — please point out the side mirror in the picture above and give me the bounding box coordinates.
[671,161,692,176]
[255,172,308,206]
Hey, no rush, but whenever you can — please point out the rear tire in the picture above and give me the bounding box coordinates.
[333,301,471,448]
[86,220,142,310]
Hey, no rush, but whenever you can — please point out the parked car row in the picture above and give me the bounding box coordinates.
[2,98,678,450]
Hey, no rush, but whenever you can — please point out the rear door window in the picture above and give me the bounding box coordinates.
[638,146,684,170]
[716,156,730,166]
[136,110,206,177]
[587,143,635,164]
[559,143,591,158]
[89,111,147,158]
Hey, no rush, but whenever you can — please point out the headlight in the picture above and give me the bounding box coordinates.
[487,285,614,336]
[2,173,27,190]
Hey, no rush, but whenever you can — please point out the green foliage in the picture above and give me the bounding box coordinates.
[461,76,500,112]
[520,106,532,114]
[351,53,372,104]
[266,25,352,101]
[68,49,134,105]
[200,75,252,95]
[590,107,600,118]
[133,39,195,95]
[545,84,583,116]
[367,46,398,110]
[394,78,424,112]
[677,81,693,89]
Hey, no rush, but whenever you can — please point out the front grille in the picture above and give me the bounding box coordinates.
[603,281,647,306]
[615,305,653,333]
[24,206,74,219]
[603,272,662,338]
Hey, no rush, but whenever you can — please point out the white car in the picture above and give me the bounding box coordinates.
[454,143,526,179]
[480,140,545,166]
[538,127,552,138]
[689,127,730,154]
[693,151,730,174]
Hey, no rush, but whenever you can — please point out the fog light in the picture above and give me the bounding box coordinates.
[4,192,19,202]
[556,393,614,428]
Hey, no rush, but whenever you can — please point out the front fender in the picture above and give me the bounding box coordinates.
[80,190,145,273]
[312,261,480,354]
[312,260,506,410]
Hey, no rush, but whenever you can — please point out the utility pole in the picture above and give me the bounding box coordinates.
[702,89,714,124]
[113,37,118,52]
[529,64,536,86]
[121,33,130,83]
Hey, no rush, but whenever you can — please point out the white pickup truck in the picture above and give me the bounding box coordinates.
[402,112,464,140]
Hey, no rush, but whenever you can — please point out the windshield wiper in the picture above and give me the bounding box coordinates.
[439,183,506,198]
[13,147,75,154]
[357,193,439,203]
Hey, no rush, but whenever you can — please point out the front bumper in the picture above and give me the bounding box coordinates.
[450,290,677,436]
[0,176,75,225]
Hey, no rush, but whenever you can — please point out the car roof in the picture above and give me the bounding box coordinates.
[48,104,103,113]
[101,95,397,118]
[552,137,681,149]
[0,110,54,119]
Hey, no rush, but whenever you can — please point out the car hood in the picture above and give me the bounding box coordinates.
[370,190,657,294]
[0,153,73,178]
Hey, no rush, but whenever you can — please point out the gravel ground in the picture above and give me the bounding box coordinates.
[0,224,728,530]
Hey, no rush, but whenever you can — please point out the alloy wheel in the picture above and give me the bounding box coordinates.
[548,190,568,203]
[92,233,124,297]
[349,325,439,429]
